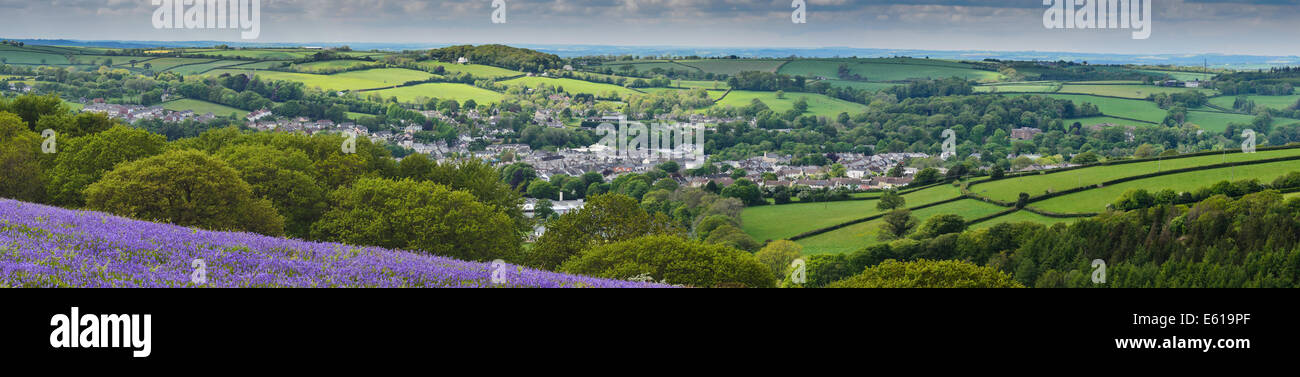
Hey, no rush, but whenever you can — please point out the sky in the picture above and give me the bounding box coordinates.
[1,0,1298,55]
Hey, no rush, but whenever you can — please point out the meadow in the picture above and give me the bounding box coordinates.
[1055,84,1216,99]
[500,77,642,97]
[818,80,899,92]
[161,99,249,117]
[166,60,251,75]
[794,199,1008,255]
[1068,116,1155,128]
[710,90,869,118]
[1184,110,1300,133]
[968,210,1077,230]
[971,147,1300,203]
[367,83,505,104]
[205,69,399,91]
[1031,93,1168,123]
[183,49,313,60]
[1135,69,1216,82]
[740,184,962,242]
[331,68,439,85]
[779,58,1003,82]
[1031,160,1300,213]
[1208,94,1300,111]
[417,62,523,79]
[675,59,789,75]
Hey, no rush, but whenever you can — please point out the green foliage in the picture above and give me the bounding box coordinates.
[755,240,803,281]
[720,178,764,206]
[915,214,968,239]
[216,144,326,239]
[559,235,775,288]
[0,111,45,201]
[45,125,167,207]
[310,177,521,262]
[877,209,918,241]
[827,259,1023,288]
[84,149,284,236]
[877,190,906,211]
[528,194,682,270]
[527,179,558,200]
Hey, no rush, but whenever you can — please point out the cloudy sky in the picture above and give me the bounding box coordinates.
[1,0,1298,55]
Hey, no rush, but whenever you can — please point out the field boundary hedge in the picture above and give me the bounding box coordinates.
[786,195,966,241]
[970,143,1300,189]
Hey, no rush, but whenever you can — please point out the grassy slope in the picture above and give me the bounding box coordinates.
[741,184,962,242]
[1032,160,1300,213]
[968,210,1077,230]
[500,77,641,97]
[1032,93,1168,123]
[710,90,869,118]
[1208,94,1300,111]
[161,99,249,117]
[780,59,1002,82]
[973,148,1300,203]
[795,199,1007,255]
[206,69,393,91]
[367,83,505,104]
[1056,84,1216,99]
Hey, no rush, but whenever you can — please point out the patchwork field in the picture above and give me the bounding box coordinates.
[779,58,1003,82]
[819,80,899,91]
[1032,93,1168,123]
[1136,69,1216,82]
[366,83,505,104]
[1031,160,1300,213]
[293,60,378,72]
[1056,84,1216,99]
[741,184,962,242]
[971,147,1300,203]
[417,62,523,79]
[166,60,250,75]
[161,99,248,117]
[1208,94,1300,111]
[500,77,642,97]
[676,59,789,75]
[710,90,870,118]
[331,68,438,85]
[600,61,700,74]
[206,69,397,91]
[795,199,1007,255]
[974,83,1060,93]
[183,49,312,60]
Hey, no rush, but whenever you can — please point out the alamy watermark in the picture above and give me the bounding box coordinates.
[789,258,807,285]
[489,259,508,285]
[151,0,261,40]
[41,129,56,154]
[492,0,507,24]
[593,118,707,169]
[940,128,957,161]
[1043,0,1152,40]
[341,131,357,154]
[191,258,206,285]
[1241,129,1256,153]
[791,0,807,24]
[1091,259,1107,284]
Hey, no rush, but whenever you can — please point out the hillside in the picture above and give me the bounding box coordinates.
[0,199,662,288]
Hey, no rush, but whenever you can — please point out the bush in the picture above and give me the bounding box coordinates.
[559,235,775,288]
[827,259,1023,288]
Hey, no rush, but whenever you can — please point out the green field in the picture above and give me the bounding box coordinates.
[1135,69,1216,82]
[795,199,1008,255]
[332,68,438,85]
[166,60,250,75]
[500,77,642,97]
[1287,192,1300,199]
[741,184,961,242]
[1069,116,1156,128]
[366,83,505,104]
[1184,110,1300,133]
[293,60,377,72]
[1031,94,1168,123]
[206,69,395,91]
[1032,160,1300,213]
[675,59,789,75]
[974,83,1060,93]
[183,49,311,60]
[971,147,1300,203]
[780,58,1002,82]
[0,46,73,64]
[1208,94,1300,111]
[819,80,899,91]
[600,60,700,74]
[968,210,1077,230]
[418,62,523,79]
[710,90,869,118]
[161,99,248,117]
[1056,84,1216,99]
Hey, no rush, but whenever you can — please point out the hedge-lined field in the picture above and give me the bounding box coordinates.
[1208,94,1300,111]
[367,83,505,104]
[500,77,641,97]
[205,69,397,91]
[740,184,961,242]
[709,90,870,118]
[972,147,1300,203]
[1031,160,1300,213]
[1056,84,1216,99]
[1032,93,1167,123]
[160,99,249,117]
[677,59,788,75]
[417,62,523,79]
[968,210,1077,230]
[779,58,1003,82]
[795,199,1007,255]
[331,68,439,85]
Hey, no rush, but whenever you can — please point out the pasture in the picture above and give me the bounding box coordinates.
[1056,84,1216,99]
[205,69,396,91]
[675,59,789,75]
[968,210,1077,230]
[1031,160,1300,213]
[1208,94,1300,111]
[366,83,505,104]
[500,77,642,97]
[779,58,1003,82]
[1032,94,1168,123]
[161,99,248,117]
[332,68,439,85]
[970,147,1300,203]
[794,199,1008,255]
[710,90,869,118]
[418,62,523,79]
[740,184,962,242]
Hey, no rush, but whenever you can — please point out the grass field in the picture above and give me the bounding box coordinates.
[1184,110,1300,133]
[780,58,1003,82]
[166,60,250,75]
[0,47,72,64]
[599,61,700,74]
[500,77,642,97]
[675,59,789,75]
[1287,192,1300,199]
[1208,94,1300,111]
[161,99,248,117]
[124,57,213,71]
[1069,116,1156,128]
[418,62,523,79]
[293,60,377,72]
[968,210,1077,230]
[1032,160,1300,213]
[795,199,1008,255]
[1056,84,1216,99]
[819,80,899,91]
[971,147,1300,203]
[1136,69,1216,82]
[183,49,311,60]
[974,83,1060,93]
[740,184,962,242]
[332,68,438,85]
[710,90,869,118]
[366,83,505,104]
[1031,94,1168,123]
[205,69,396,91]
